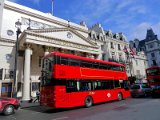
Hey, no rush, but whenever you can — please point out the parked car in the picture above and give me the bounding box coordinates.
[151,85,160,98]
[130,83,152,98]
[0,97,20,115]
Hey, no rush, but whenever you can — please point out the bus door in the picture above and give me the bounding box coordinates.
[66,80,82,107]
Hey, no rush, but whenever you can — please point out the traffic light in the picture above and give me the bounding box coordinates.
[0,69,3,80]
[9,70,14,79]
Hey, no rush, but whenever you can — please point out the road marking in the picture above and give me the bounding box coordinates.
[31,112,41,114]
[52,116,69,120]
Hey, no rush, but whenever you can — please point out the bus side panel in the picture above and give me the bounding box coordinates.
[54,65,127,80]
[54,86,71,108]
[55,90,94,108]
[53,88,130,108]
[91,90,115,103]
[122,90,131,99]
[80,68,127,80]
[54,65,81,79]
[64,92,92,107]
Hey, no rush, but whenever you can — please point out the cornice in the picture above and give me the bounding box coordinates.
[4,4,88,34]
[146,49,160,53]
[0,37,15,47]
[0,37,15,44]
[106,37,128,45]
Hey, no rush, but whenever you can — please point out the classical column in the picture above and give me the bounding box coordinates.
[44,46,49,56]
[0,80,2,96]
[22,44,32,101]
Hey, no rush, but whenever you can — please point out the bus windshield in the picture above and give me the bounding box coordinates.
[148,78,160,83]
[41,57,54,86]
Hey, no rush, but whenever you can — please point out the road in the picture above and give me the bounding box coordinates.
[0,97,160,120]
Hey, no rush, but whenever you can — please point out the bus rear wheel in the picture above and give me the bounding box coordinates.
[118,93,123,101]
[85,96,93,108]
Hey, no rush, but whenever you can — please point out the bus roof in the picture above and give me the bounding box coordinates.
[46,52,125,67]
[146,66,160,70]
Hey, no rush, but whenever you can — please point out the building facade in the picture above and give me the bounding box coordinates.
[89,24,148,81]
[0,0,99,100]
[0,0,148,99]
[130,28,160,67]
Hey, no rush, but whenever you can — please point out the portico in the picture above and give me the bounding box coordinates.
[18,27,99,101]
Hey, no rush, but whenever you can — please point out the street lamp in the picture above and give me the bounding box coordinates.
[13,19,22,98]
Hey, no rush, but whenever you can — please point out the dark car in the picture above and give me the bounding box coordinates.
[130,83,152,98]
[0,97,20,115]
[151,85,160,97]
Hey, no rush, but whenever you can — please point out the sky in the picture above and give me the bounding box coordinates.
[8,0,160,41]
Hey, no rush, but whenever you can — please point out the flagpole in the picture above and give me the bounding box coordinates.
[52,0,54,16]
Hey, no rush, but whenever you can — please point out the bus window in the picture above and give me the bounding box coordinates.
[149,78,160,83]
[61,57,68,65]
[107,64,112,70]
[105,81,112,89]
[99,64,108,70]
[55,56,61,64]
[66,80,77,92]
[112,65,120,71]
[94,81,102,90]
[41,58,53,82]
[101,81,111,90]
[146,68,160,76]
[109,80,114,89]
[81,61,92,68]
[120,66,125,71]
[68,58,80,66]
[80,81,92,91]
[114,80,120,88]
[93,62,99,69]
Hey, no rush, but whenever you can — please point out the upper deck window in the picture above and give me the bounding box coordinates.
[146,68,160,76]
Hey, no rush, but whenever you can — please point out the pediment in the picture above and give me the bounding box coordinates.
[27,28,97,47]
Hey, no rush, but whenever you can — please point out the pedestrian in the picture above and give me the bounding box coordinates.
[34,90,40,103]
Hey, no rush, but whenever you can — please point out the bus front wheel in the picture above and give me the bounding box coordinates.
[118,93,123,101]
[85,96,93,108]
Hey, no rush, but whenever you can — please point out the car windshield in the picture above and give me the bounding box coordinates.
[142,84,150,88]
[131,85,140,89]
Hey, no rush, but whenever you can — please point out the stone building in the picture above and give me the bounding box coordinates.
[130,28,160,67]
[89,23,148,81]
[0,0,99,100]
[0,0,148,99]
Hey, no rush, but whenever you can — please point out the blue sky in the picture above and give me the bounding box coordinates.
[8,0,160,41]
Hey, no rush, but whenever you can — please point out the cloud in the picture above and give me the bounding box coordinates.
[8,0,40,5]
[29,0,40,5]
[73,0,148,27]
[116,0,132,12]
[128,22,160,40]
[70,0,114,26]
[128,6,147,14]
[8,0,19,2]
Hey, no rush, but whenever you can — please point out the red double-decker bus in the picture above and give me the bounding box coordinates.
[146,66,160,97]
[40,52,130,108]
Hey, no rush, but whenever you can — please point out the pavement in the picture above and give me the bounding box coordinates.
[20,98,40,109]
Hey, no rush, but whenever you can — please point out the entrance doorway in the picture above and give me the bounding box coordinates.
[1,83,12,97]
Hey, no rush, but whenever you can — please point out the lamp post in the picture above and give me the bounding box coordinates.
[13,19,22,98]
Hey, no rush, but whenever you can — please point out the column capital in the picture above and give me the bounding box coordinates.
[43,46,50,52]
[24,43,31,49]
